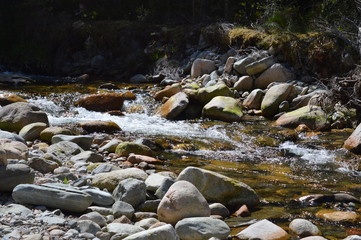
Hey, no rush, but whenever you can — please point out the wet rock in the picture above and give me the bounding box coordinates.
[81,186,115,206]
[202,96,243,122]
[254,63,293,89]
[245,56,275,76]
[47,141,83,161]
[261,83,296,117]
[70,151,103,163]
[115,142,153,157]
[234,76,254,92]
[28,157,59,173]
[236,219,290,240]
[0,138,28,161]
[92,168,148,192]
[194,84,234,105]
[19,122,47,141]
[233,57,255,75]
[315,210,359,223]
[154,83,182,101]
[177,166,259,210]
[51,134,93,150]
[175,217,230,240]
[191,58,216,78]
[0,102,49,132]
[112,178,146,208]
[0,130,25,143]
[107,223,144,238]
[12,183,93,212]
[275,106,329,131]
[0,164,35,191]
[156,92,189,120]
[122,224,178,240]
[289,219,321,238]
[75,93,127,112]
[0,93,27,106]
[79,121,121,133]
[77,220,101,235]
[40,127,73,142]
[157,180,210,225]
[243,89,265,110]
[344,122,361,153]
[209,203,230,218]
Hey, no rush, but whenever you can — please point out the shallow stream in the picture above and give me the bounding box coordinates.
[1,81,360,238]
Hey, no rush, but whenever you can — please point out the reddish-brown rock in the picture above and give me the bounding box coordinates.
[76,93,128,112]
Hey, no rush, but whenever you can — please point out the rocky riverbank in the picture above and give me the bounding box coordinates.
[0,35,361,239]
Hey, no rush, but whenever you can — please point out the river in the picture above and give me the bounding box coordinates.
[1,80,360,238]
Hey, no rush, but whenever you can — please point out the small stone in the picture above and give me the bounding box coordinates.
[234,204,251,217]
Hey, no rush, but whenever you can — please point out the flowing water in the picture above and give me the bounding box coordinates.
[1,81,361,238]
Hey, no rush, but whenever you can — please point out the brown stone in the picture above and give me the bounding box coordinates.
[344,122,361,153]
[79,121,121,133]
[316,210,359,223]
[127,154,162,164]
[0,93,27,106]
[234,204,251,217]
[75,93,127,112]
[154,84,182,101]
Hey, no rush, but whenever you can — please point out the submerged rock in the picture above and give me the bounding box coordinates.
[177,166,259,209]
[202,96,243,122]
[0,102,49,132]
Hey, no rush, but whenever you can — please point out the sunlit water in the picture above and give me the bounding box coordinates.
[2,83,361,237]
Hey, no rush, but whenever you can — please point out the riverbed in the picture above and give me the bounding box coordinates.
[1,80,360,238]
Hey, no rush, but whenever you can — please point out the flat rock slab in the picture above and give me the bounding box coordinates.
[12,184,93,212]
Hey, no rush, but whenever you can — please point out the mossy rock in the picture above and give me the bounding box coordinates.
[40,127,73,142]
[202,96,243,122]
[115,142,153,157]
[195,84,234,105]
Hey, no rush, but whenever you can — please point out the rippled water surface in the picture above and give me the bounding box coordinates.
[1,81,360,238]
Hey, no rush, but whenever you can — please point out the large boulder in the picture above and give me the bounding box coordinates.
[177,167,259,209]
[113,178,147,208]
[343,122,361,153]
[175,217,230,240]
[157,180,210,225]
[254,63,293,89]
[236,219,290,240]
[115,142,153,157]
[12,183,92,212]
[191,59,216,78]
[275,105,329,131]
[156,92,189,120]
[154,84,182,101]
[19,122,48,141]
[75,93,127,112]
[261,83,297,117]
[92,168,148,192]
[194,84,234,105]
[123,224,179,240]
[0,164,35,191]
[243,89,264,109]
[0,102,49,132]
[202,96,243,122]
